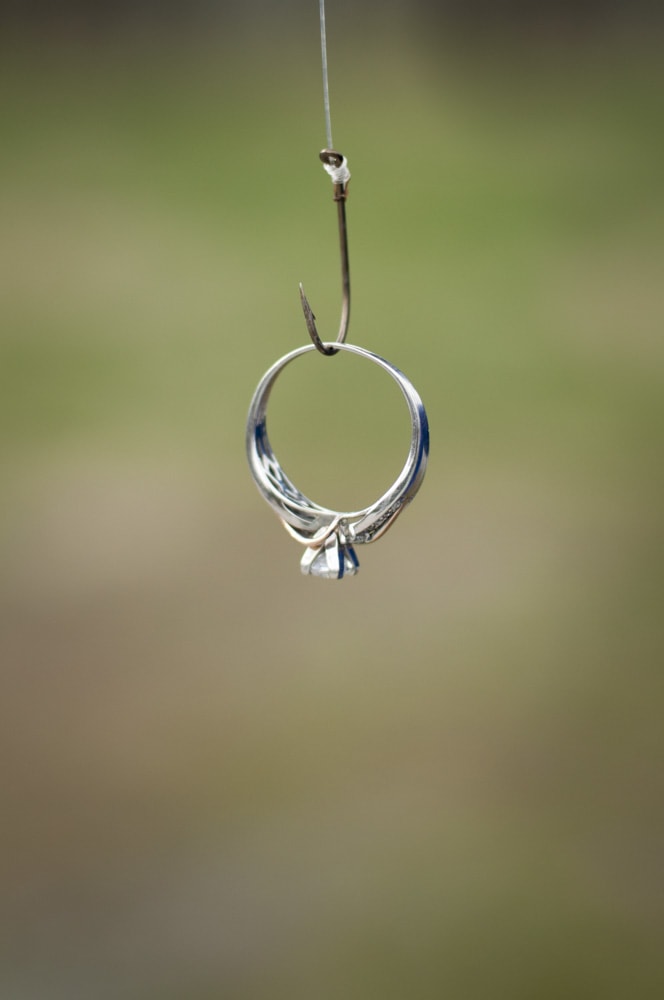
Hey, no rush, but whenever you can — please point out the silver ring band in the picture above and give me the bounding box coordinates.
[246,342,429,578]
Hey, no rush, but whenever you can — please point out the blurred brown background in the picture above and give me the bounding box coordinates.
[1,2,662,998]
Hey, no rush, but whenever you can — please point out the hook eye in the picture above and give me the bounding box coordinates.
[319,149,344,168]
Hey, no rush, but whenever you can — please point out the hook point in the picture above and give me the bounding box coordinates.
[299,283,337,356]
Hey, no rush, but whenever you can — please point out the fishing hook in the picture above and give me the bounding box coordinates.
[299,149,350,357]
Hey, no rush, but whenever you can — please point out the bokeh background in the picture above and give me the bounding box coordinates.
[1,2,662,997]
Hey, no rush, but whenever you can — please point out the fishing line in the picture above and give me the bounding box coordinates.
[319,0,334,149]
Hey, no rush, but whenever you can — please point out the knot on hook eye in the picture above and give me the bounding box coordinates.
[320,148,351,190]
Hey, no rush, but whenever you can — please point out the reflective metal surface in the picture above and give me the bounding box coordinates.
[246,342,429,577]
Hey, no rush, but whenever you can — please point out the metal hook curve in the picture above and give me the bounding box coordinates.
[299,149,350,357]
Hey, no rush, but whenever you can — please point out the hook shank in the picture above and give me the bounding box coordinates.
[299,149,350,357]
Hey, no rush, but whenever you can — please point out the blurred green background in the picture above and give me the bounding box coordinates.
[1,3,662,998]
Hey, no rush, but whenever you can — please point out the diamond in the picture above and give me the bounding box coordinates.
[300,531,359,579]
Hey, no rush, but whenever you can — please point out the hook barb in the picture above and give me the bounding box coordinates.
[300,149,351,357]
